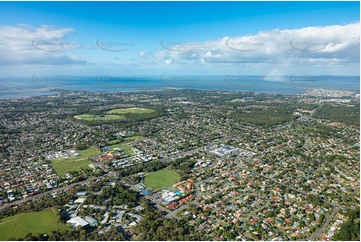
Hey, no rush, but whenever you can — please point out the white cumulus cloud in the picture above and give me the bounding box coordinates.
[0,24,86,65]
[157,22,360,67]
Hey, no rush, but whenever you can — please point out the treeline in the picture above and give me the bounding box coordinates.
[0,191,76,219]
[117,157,196,180]
[313,104,359,126]
[230,105,296,128]
[73,108,165,126]
[10,225,126,241]
[118,160,167,177]
[132,209,202,240]
[168,159,196,180]
[85,183,140,207]
[333,208,360,241]
[120,109,165,122]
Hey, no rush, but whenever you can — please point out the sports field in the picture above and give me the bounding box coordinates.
[107,107,155,115]
[51,147,100,177]
[74,114,126,121]
[144,170,181,191]
[0,208,68,240]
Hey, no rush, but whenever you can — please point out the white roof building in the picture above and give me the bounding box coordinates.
[168,192,176,197]
[74,197,86,204]
[67,216,89,227]
[209,145,239,157]
[84,216,98,227]
[76,191,87,196]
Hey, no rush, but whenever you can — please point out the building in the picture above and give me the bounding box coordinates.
[209,145,239,157]
[135,184,145,191]
[67,216,89,228]
[76,191,87,196]
[161,189,179,204]
[74,197,86,204]
[84,216,98,227]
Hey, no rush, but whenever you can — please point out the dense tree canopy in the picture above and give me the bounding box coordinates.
[333,208,360,241]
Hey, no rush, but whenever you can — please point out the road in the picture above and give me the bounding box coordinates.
[239,155,344,240]
[0,139,216,211]
[164,152,251,219]
[1,135,344,241]
[0,177,93,210]
[0,171,118,211]
[165,183,203,219]
[238,156,344,210]
[163,137,345,238]
[162,140,221,164]
[308,207,338,240]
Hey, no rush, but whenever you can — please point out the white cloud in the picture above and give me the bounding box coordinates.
[156,22,360,67]
[0,24,86,65]
[0,23,358,76]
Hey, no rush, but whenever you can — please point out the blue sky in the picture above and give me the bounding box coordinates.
[0,1,359,77]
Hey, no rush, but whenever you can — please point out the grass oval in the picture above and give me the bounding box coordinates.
[144,170,181,191]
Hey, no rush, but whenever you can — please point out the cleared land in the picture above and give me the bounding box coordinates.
[51,147,100,177]
[0,208,68,240]
[107,107,155,115]
[74,114,126,121]
[144,170,181,191]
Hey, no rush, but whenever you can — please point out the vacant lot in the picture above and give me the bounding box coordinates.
[107,107,155,115]
[144,170,181,191]
[51,147,100,177]
[74,114,126,121]
[0,208,68,240]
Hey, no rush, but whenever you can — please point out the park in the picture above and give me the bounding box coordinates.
[51,147,100,177]
[107,107,155,115]
[0,209,68,240]
[73,114,126,121]
[144,170,181,191]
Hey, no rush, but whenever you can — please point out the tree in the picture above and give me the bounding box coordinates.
[75,144,88,150]
[333,208,360,241]
[24,233,37,241]
[225,232,236,240]
[133,210,202,240]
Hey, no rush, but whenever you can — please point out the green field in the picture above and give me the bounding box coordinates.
[107,107,155,115]
[144,170,181,191]
[109,143,134,155]
[124,136,143,141]
[78,147,100,157]
[108,139,122,145]
[74,114,126,121]
[0,208,68,240]
[51,147,100,177]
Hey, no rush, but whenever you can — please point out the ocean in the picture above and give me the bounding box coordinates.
[0,75,359,99]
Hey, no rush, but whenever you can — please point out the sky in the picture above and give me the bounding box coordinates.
[0,1,359,77]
